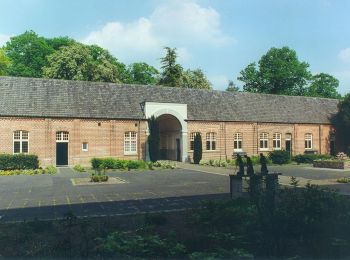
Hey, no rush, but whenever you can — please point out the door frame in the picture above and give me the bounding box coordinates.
[56,131,69,166]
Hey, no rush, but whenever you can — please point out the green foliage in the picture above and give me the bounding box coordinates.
[333,94,350,154]
[337,177,350,183]
[269,150,290,165]
[150,161,176,169]
[238,46,312,95]
[45,165,58,174]
[43,43,125,83]
[90,172,108,182]
[159,47,183,87]
[126,62,159,85]
[91,158,103,169]
[144,213,168,226]
[307,73,341,99]
[225,80,240,92]
[0,48,11,75]
[182,69,212,89]
[97,230,186,258]
[292,153,332,164]
[193,133,202,164]
[147,116,160,162]
[73,164,85,172]
[4,31,54,77]
[90,157,148,170]
[0,153,39,170]
[45,36,76,50]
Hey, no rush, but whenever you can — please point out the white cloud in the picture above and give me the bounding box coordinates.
[338,48,350,63]
[81,0,232,65]
[0,34,11,47]
[333,70,350,94]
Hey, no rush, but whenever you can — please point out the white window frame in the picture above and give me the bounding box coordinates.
[259,132,269,151]
[233,132,243,151]
[273,133,282,150]
[206,132,216,151]
[82,142,89,151]
[190,132,200,151]
[305,133,313,150]
[13,130,29,154]
[56,131,69,142]
[124,131,137,155]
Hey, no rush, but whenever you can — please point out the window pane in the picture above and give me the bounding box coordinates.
[14,141,20,153]
[22,131,29,140]
[22,141,28,153]
[206,141,210,150]
[212,141,216,150]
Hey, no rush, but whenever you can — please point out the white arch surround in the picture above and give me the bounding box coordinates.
[144,102,188,162]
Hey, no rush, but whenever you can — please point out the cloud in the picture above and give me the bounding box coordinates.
[332,70,350,94]
[0,34,11,47]
[338,48,350,63]
[82,0,232,65]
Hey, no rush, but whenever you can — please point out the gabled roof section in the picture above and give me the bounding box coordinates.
[0,76,339,124]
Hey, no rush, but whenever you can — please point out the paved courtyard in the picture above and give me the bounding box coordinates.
[1,164,350,222]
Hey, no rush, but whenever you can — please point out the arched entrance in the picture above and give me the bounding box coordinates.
[158,114,182,161]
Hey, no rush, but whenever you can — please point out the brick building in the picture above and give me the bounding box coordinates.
[0,76,339,166]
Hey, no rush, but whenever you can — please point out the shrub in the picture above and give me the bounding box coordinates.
[45,165,57,174]
[0,154,39,170]
[269,150,290,165]
[91,158,103,169]
[337,178,350,183]
[193,133,202,164]
[90,172,108,182]
[127,160,147,169]
[73,165,85,172]
[292,154,332,164]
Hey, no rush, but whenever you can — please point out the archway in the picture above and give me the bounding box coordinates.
[158,114,182,161]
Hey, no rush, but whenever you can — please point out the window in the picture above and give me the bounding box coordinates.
[305,133,313,149]
[259,133,269,150]
[206,132,216,151]
[82,142,88,151]
[273,133,281,150]
[56,131,69,142]
[13,130,29,154]
[124,131,137,154]
[233,133,243,150]
[190,132,200,151]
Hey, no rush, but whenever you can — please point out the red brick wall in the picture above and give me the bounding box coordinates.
[0,116,334,166]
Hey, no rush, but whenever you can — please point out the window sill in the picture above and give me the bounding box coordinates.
[124,152,138,156]
[259,148,269,151]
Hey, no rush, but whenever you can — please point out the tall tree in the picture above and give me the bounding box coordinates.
[226,80,240,92]
[159,47,183,87]
[43,43,126,83]
[238,46,311,96]
[307,73,341,99]
[147,116,160,162]
[0,48,11,75]
[193,133,202,164]
[333,94,350,155]
[182,69,212,89]
[126,62,159,85]
[4,31,54,77]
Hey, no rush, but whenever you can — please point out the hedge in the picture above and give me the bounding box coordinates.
[269,150,290,165]
[0,154,39,170]
[292,154,332,164]
[91,158,147,170]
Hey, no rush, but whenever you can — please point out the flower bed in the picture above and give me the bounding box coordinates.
[313,160,350,169]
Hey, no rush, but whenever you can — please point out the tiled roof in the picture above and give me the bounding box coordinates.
[0,76,339,124]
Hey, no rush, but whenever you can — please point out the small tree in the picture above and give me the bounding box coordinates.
[193,133,202,164]
[147,116,160,162]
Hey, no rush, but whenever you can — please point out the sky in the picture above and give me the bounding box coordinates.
[0,0,349,94]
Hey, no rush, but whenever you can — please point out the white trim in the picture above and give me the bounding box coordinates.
[13,130,29,154]
[82,142,89,151]
[124,131,137,155]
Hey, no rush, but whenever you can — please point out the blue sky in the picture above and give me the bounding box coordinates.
[1,0,349,94]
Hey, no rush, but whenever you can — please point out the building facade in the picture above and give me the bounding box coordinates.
[0,77,339,166]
